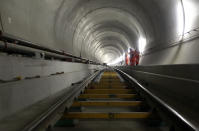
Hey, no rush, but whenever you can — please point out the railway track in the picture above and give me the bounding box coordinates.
[54,71,168,131]
[0,69,196,131]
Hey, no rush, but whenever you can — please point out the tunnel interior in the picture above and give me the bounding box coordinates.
[0,0,199,131]
[1,0,199,65]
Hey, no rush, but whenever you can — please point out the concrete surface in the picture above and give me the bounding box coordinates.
[0,54,103,120]
[0,54,103,81]
[0,83,82,131]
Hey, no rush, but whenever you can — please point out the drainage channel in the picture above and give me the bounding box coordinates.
[53,70,169,131]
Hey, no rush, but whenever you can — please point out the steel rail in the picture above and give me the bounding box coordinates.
[122,68,199,84]
[115,68,198,131]
[21,70,101,131]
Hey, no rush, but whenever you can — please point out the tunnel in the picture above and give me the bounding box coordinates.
[0,0,199,131]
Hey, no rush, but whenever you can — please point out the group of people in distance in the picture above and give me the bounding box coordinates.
[125,48,140,66]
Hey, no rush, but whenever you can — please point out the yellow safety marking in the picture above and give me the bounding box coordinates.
[101,73,118,75]
[14,76,23,80]
[102,73,117,75]
[100,77,119,80]
[99,80,121,82]
[89,84,126,88]
[101,73,118,76]
[72,101,142,107]
[84,89,134,94]
[89,83,126,87]
[99,82,123,84]
[87,86,126,89]
[97,82,125,85]
[102,75,118,76]
[64,112,151,119]
[102,72,117,74]
[78,94,137,99]
[100,77,120,79]
[100,78,121,82]
[99,81,121,83]
[101,76,119,78]
[99,80,122,82]
[90,83,125,85]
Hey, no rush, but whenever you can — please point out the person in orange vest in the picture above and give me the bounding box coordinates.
[125,52,129,65]
[134,49,140,66]
[129,48,135,66]
[129,48,140,66]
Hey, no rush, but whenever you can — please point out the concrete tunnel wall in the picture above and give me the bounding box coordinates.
[1,0,199,65]
[0,54,104,120]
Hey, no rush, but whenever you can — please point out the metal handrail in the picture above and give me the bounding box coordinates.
[115,68,198,131]
[0,31,100,65]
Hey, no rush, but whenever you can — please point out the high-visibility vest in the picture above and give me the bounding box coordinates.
[125,53,129,65]
[135,51,140,65]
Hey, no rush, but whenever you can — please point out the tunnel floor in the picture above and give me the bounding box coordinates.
[53,71,169,131]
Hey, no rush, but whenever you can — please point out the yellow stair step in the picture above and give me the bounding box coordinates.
[64,112,151,119]
[88,85,127,89]
[78,94,137,99]
[91,86,126,89]
[72,101,142,107]
[89,84,126,86]
[84,89,134,94]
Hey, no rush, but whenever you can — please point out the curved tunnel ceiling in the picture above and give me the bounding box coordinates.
[1,0,199,65]
[55,0,152,63]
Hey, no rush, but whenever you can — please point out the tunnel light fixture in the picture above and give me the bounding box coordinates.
[177,0,196,38]
[183,0,197,33]
[138,37,146,53]
[177,1,185,37]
